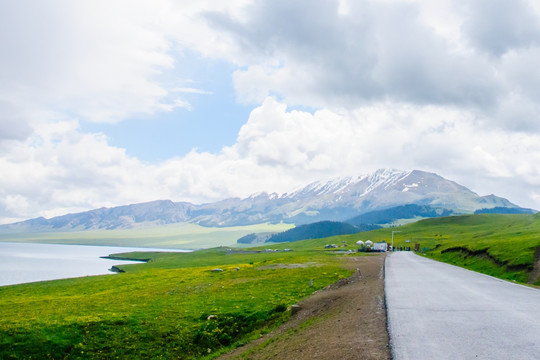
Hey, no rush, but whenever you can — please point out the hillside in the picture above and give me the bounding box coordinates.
[346,204,454,226]
[264,221,380,243]
[337,213,540,285]
[0,169,526,233]
[474,206,536,215]
[236,232,275,244]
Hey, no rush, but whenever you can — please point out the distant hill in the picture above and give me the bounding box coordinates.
[0,169,529,232]
[237,232,275,244]
[265,221,380,243]
[347,204,455,226]
[474,207,536,215]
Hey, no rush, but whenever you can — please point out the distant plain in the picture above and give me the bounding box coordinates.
[0,222,294,249]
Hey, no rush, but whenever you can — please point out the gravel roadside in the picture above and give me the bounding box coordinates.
[218,254,390,360]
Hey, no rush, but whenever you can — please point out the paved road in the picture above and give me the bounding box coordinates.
[385,251,540,360]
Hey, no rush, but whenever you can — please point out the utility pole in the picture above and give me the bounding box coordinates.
[391,230,401,250]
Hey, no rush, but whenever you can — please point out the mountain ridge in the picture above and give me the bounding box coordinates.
[0,169,528,232]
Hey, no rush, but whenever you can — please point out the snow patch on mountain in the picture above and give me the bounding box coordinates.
[402,183,419,192]
[360,169,411,196]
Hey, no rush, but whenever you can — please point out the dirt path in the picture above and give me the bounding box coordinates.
[218,254,390,360]
[528,246,540,284]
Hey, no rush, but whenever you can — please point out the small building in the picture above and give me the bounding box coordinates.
[374,242,387,252]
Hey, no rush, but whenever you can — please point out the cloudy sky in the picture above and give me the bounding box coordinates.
[1,0,540,224]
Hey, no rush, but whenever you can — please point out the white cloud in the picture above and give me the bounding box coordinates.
[0,0,252,129]
[206,0,540,135]
[3,97,540,223]
[459,0,540,57]
[172,88,213,95]
[207,0,493,106]
[0,101,34,146]
[2,0,540,224]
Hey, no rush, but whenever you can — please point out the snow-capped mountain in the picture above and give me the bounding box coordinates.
[0,169,524,231]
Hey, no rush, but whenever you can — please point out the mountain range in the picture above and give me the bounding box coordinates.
[0,169,530,232]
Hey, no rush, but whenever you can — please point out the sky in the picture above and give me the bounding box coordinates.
[1,0,540,224]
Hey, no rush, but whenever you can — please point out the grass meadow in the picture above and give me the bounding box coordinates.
[0,243,357,359]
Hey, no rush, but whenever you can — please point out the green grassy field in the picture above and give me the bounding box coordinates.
[0,222,294,249]
[0,240,359,359]
[411,214,540,284]
[319,212,540,285]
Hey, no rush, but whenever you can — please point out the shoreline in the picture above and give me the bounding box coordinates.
[100,255,151,262]
[0,242,176,287]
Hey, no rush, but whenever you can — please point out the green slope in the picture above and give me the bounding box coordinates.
[266,220,380,243]
[346,204,455,226]
[323,213,540,284]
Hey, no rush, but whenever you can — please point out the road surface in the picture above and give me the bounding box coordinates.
[385,251,540,360]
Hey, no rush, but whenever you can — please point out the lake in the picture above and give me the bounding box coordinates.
[0,242,189,287]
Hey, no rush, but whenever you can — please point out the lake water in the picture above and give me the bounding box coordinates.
[0,242,189,287]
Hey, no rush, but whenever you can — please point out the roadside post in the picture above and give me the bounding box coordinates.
[391,230,401,251]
